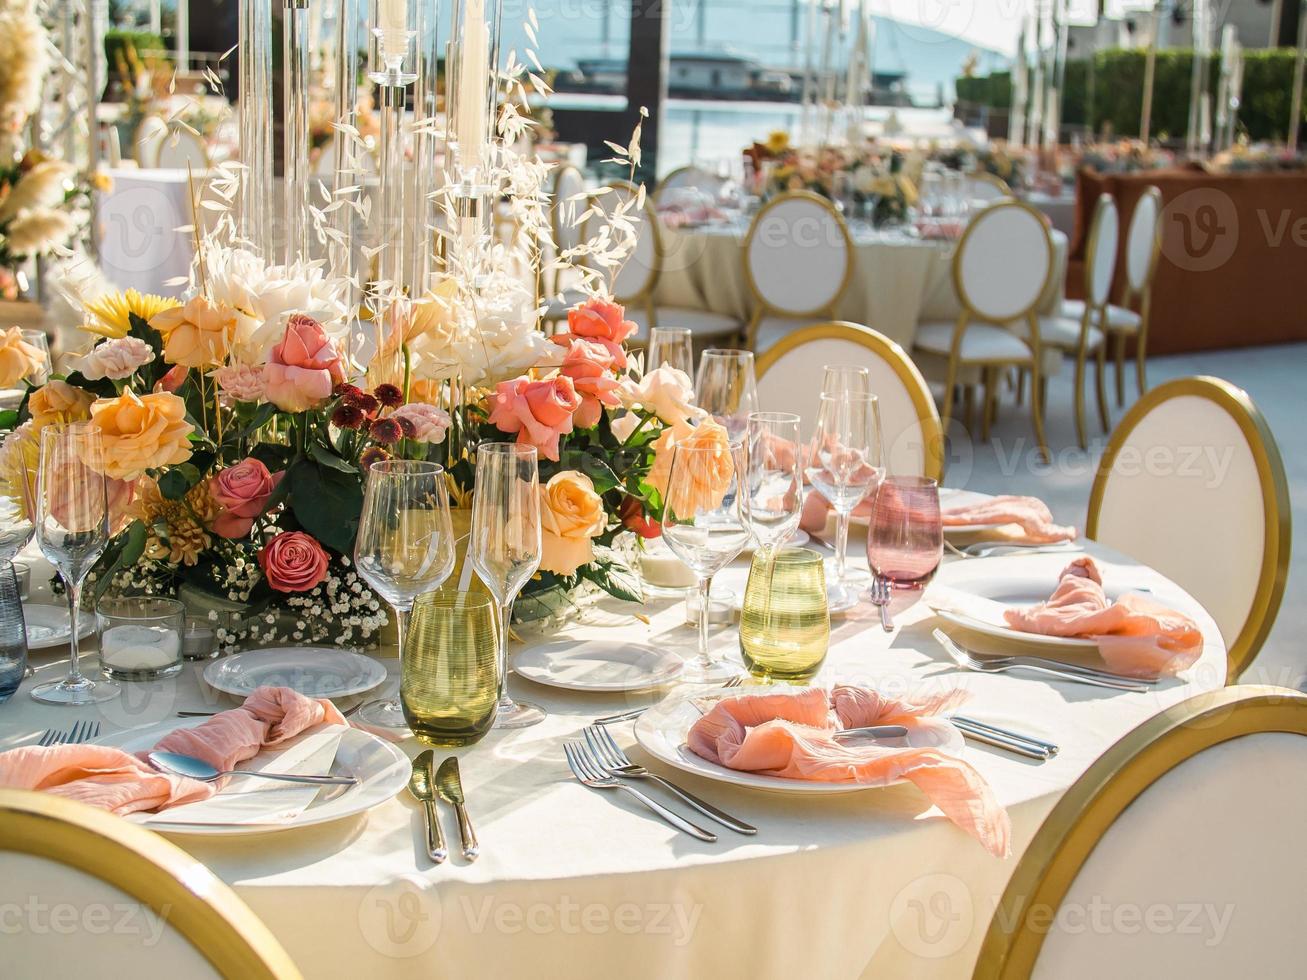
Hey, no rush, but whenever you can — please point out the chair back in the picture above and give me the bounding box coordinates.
[156,125,211,171]
[952,200,1054,323]
[744,191,853,321]
[550,164,588,253]
[1087,376,1290,680]
[965,172,1011,203]
[1083,193,1119,309]
[755,321,943,479]
[1124,185,1163,296]
[655,165,726,205]
[977,686,1307,979]
[0,789,301,978]
[132,114,169,168]
[594,180,660,305]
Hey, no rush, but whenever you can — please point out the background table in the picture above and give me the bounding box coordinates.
[0,535,1224,979]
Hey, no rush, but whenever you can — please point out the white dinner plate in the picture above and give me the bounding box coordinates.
[514,640,685,692]
[203,647,388,699]
[95,717,410,836]
[633,687,964,796]
[24,603,96,650]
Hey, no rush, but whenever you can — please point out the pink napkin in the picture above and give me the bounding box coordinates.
[1003,557,1203,677]
[687,686,1011,857]
[800,489,1075,544]
[0,686,346,816]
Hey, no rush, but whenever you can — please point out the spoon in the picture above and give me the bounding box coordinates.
[147,751,358,786]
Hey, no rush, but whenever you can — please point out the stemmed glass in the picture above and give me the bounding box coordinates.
[695,348,758,444]
[804,392,884,613]
[742,412,802,556]
[0,428,36,700]
[32,423,118,705]
[353,460,455,729]
[469,442,545,729]
[647,327,694,376]
[661,440,751,683]
[822,364,870,398]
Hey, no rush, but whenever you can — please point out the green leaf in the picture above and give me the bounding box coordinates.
[93,521,147,602]
[287,458,362,553]
[0,409,17,430]
[157,462,202,500]
[578,547,644,603]
[250,442,295,472]
[310,440,357,474]
[237,402,278,441]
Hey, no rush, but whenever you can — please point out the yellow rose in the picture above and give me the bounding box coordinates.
[87,390,194,480]
[149,296,237,368]
[538,471,606,576]
[0,327,46,388]
[647,417,735,517]
[28,380,95,430]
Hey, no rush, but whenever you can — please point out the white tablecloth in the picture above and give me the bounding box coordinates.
[0,536,1225,978]
[654,223,1069,349]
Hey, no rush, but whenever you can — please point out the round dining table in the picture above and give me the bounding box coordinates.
[653,220,1070,350]
[0,531,1225,979]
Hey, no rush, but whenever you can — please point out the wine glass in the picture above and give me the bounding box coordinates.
[742,412,802,556]
[661,440,751,683]
[469,442,545,729]
[695,348,758,444]
[647,327,694,376]
[803,392,884,613]
[0,428,36,701]
[867,477,943,590]
[353,460,455,729]
[821,364,870,397]
[32,422,118,705]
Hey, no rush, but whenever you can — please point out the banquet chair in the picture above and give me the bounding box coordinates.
[755,321,943,479]
[912,200,1052,459]
[743,190,855,353]
[1086,376,1289,681]
[654,165,726,206]
[965,172,1011,203]
[975,685,1307,979]
[1062,185,1163,406]
[156,125,212,171]
[132,113,170,168]
[0,789,301,979]
[542,164,591,323]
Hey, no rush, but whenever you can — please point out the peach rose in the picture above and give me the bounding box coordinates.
[647,417,735,516]
[486,375,581,462]
[264,314,346,413]
[149,296,237,368]
[0,327,46,388]
[209,458,284,539]
[28,380,95,430]
[539,471,607,576]
[258,530,330,593]
[211,363,267,403]
[87,390,194,480]
[74,336,155,381]
[621,365,702,426]
[553,297,637,366]
[559,340,623,429]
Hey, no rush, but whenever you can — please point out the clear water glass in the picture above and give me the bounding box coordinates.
[742,411,802,556]
[647,327,694,376]
[695,348,758,444]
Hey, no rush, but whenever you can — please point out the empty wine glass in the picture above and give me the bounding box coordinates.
[647,327,694,376]
[822,364,870,397]
[742,412,802,556]
[661,440,750,683]
[867,477,943,590]
[32,422,118,705]
[469,442,545,729]
[695,349,758,444]
[803,392,884,613]
[353,460,456,729]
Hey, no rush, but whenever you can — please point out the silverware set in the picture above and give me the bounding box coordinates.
[408,750,477,864]
[944,540,1085,560]
[950,715,1059,760]
[934,629,1152,693]
[37,720,100,746]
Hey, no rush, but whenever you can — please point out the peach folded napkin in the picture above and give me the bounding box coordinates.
[0,686,346,816]
[1003,557,1204,677]
[687,685,1011,857]
[799,490,1075,544]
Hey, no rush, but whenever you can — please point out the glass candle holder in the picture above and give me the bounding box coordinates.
[181,615,219,661]
[739,547,830,683]
[401,590,500,747]
[97,596,185,681]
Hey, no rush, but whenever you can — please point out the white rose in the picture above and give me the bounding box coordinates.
[621,366,702,426]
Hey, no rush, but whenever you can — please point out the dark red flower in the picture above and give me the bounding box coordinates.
[333,382,364,401]
[374,383,403,408]
[359,446,391,471]
[354,392,380,416]
[331,403,365,430]
[368,417,402,444]
[619,496,661,539]
[394,414,417,439]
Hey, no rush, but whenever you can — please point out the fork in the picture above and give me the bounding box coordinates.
[593,675,743,726]
[869,575,893,632]
[563,741,717,842]
[37,720,100,746]
[583,725,756,834]
[933,628,1156,686]
[933,629,1150,692]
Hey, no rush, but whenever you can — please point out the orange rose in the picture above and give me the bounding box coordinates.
[87,390,194,480]
[149,295,237,368]
[0,327,46,388]
[28,380,95,430]
[539,471,607,576]
[647,417,735,516]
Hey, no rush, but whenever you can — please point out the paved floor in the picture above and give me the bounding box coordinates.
[949,341,1304,689]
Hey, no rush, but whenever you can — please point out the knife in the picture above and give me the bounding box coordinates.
[436,756,479,861]
[408,750,447,864]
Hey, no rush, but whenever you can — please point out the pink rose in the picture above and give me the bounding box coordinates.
[559,340,623,429]
[75,336,156,381]
[390,402,452,443]
[486,375,581,462]
[258,530,329,593]
[264,314,346,413]
[212,363,267,403]
[209,458,284,539]
[553,297,636,367]
[154,364,189,393]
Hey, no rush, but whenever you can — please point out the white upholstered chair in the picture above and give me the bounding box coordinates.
[755,321,943,480]
[742,190,855,354]
[156,125,212,171]
[976,685,1307,978]
[654,165,727,205]
[0,789,302,978]
[1062,185,1163,406]
[1087,376,1290,681]
[132,114,170,168]
[913,200,1052,458]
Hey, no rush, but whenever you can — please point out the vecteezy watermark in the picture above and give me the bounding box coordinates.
[0,898,172,946]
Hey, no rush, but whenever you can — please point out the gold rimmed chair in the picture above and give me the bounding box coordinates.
[132,113,170,168]
[976,685,1307,979]
[912,199,1052,459]
[0,789,302,978]
[1063,185,1163,406]
[156,124,213,171]
[964,171,1012,203]
[1087,376,1290,681]
[653,165,726,206]
[742,190,856,354]
[756,321,943,480]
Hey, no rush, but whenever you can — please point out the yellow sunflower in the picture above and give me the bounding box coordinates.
[83,289,178,339]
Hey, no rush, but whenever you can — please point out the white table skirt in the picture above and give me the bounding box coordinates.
[0,534,1225,979]
[654,224,1069,349]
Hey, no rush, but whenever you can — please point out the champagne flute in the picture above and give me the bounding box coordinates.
[742,412,802,556]
[804,392,884,613]
[353,460,455,729]
[647,327,694,376]
[661,440,751,683]
[32,422,118,705]
[469,442,545,729]
[695,348,758,443]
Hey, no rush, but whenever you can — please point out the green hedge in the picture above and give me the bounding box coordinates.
[957,48,1306,143]
[104,30,166,73]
